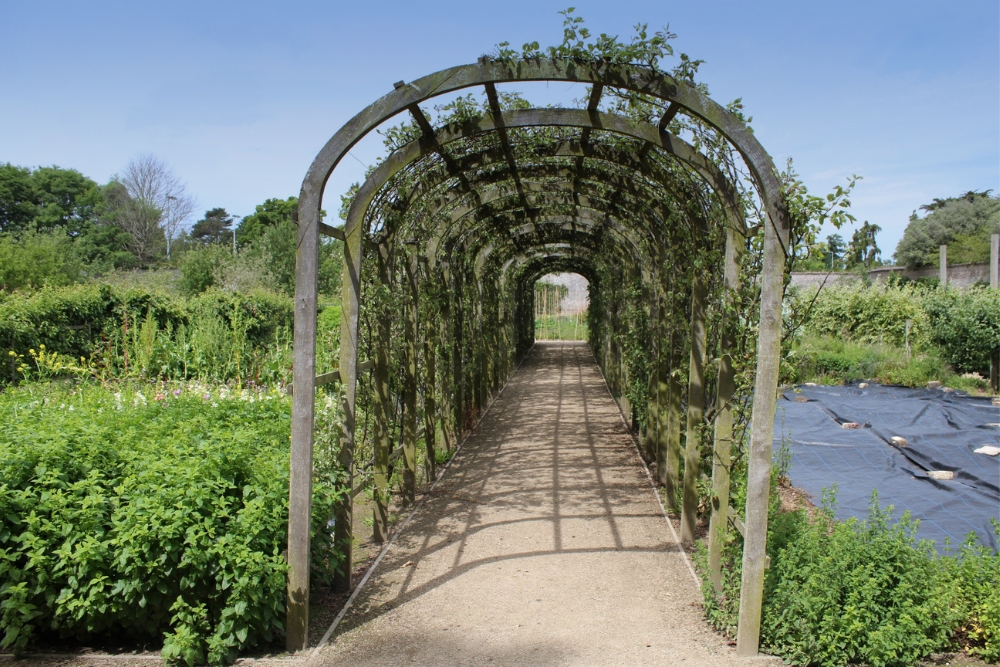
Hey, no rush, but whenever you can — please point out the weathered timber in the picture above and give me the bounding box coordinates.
[293,59,790,657]
[736,189,790,656]
[708,230,742,591]
[372,247,391,544]
[423,302,438,482]
[402,248,418,507]
[681,272,708,544]
[992,235,999,392]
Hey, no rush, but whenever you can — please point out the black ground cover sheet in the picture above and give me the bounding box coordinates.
[773,383,1000,551]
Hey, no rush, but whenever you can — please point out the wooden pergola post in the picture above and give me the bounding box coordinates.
[655,285,671,486]
[372,246,392,544]
[645,284,660,460]
[939,244,948,286]
[708,229,742,590]
[423,296,438,482]
[665,297,683,511]
[402,248,418,507]
[736,203,790,656]
[452,269,465,437]
[681,271,708,543]
[474,282,484,412]
[991,234,998,392]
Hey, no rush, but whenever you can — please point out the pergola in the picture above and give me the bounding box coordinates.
[289,57,790,656]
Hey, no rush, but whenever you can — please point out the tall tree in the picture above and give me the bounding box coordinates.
[236,197,298,244]
[190,207,233,245]
[103,180,163,266]
[116,154,194,260]
[0,164,39,233]
[846,221,881,268]
[29,167,101,235]
[895,191,999,268]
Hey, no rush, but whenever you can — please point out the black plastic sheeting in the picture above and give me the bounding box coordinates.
[773,383,1000,551]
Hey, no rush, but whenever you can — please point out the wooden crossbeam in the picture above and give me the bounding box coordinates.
[406,103,435,135]
[658,102,681,131]
[319,221,345,240]
[587,83,604,111]
[484,83,532,225]
[287,359,374,394]
[573,82,603,204]
[408,103,473,193]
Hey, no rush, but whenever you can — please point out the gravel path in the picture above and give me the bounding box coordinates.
[309,341,781,667]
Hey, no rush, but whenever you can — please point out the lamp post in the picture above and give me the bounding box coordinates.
[165,195,177,260]
[232,215,240,255]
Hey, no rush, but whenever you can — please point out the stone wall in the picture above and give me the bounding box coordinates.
[790,262,993,290]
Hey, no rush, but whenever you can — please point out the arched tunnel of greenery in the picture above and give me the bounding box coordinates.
[284,49,854,656]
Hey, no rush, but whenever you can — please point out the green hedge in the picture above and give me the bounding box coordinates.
[802,283,929,348]
[800,283,1000,376]
[923,288,1000,374]
[0,382,343,663]
[1,284,294,385]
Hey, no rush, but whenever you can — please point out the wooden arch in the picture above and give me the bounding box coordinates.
[291,57,790,657]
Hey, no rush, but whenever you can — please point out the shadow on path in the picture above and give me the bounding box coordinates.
[310,341,780,666]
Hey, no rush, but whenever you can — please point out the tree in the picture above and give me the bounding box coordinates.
[190,207,234,245]
[116,154,194,260]
[102,180,163,266]
[29,167,101,236]
[0,164,37,233]
[232,195,341,295]
[845,221,881,269]
[895,191,999,268]
[236,197,298,244]
[826,233,846,269]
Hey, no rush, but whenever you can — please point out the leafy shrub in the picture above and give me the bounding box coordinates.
[700,489,1000,666]
[0,230,84,291]
[0,284,293,385]
[179,245,228,295]
[0,382,344,662]
[802,282,929,348]
[944,529,1000,661]
[923,287,1000,375]
[788,336,955,388]
[794,283,1000,383]
[762,496,956,667]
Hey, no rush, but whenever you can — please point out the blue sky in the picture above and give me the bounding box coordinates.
[2,0,997,260]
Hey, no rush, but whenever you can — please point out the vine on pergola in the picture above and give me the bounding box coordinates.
[288,11,858,657]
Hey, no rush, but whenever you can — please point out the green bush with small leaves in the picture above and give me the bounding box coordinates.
[762,498,956,667]
[0,382,344,663]
[699,488,1000,666]
[923,287,1000,375]
[943,529,1000,662]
